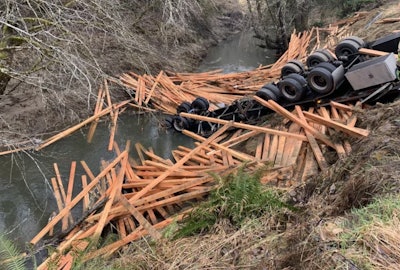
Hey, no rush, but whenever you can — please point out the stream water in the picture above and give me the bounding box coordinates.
[0,115,195,248]
[0,30,276,250]
[197,30,276,73]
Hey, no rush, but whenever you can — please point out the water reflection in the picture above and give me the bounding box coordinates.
[197,30,276,73]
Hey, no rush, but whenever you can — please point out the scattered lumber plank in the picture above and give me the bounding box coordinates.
[87,84,105,143]
[93,156,127,244]
[179,112,308,141]
[318,107,346,158]
[254,97,336,149]
[108,109,119,151]
[295,107,328,170]
[62,162,76,231]
[359,48,390,57]
[302,111,369,138]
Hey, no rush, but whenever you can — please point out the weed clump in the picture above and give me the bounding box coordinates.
[173,168,294,238]
[337,194,400,269]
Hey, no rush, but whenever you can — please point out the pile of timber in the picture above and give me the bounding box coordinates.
[1,15,385,267]
[1,21,392,156]
[33,99,369,269]
[118,30,316,114]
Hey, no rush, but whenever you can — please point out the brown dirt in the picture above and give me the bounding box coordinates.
[0,89,50,144]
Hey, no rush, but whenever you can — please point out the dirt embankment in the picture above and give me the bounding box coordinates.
[0,0,244,149]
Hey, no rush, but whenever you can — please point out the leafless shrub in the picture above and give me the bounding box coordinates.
[245,0,312,52]
[0,0,237,142]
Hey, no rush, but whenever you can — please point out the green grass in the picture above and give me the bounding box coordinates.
[340,194,400,238]
[172,168,295,239]
[337,194,400,268]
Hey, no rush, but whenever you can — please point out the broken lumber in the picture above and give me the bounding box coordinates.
[302,111,369,138]
[253,97,336,149]
[179,112,308,141]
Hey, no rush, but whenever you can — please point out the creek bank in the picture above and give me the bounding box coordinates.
[0,0,245,150]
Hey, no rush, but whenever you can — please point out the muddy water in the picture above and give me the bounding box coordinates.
[0,30,276,250]
[0,114,194,248]
[197,30,276,72]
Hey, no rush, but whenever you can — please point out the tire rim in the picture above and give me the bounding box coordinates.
[311,75,328,92]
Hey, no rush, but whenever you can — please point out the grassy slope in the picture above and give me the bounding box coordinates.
[75,2,400,269]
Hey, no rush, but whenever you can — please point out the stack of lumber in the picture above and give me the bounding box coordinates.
[33,98,369,269]
[324,12,370,48]
[118,30,315,115]
[181,98,368,185]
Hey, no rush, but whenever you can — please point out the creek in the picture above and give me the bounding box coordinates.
[0,30,275,249]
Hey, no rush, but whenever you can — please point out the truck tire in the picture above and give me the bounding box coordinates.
[307,62,344,95]
[313,62,336,73]
[262,83,281,96]
[191,97,209,112]
[256,88,278,101]
[172,115,190,132]
[307,67,334,94]
[335,39,361,62]
[344,36,366,47]
[307,51,330,68]
[257,83,280,101]
[281,60,305,77]
[176,101,192,114]
[164,116,174,129]
[278,73,307,102]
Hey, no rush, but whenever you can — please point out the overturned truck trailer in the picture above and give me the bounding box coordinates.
[167,34,400,137]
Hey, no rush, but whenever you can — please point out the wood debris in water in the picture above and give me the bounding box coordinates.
[117,30,314,114]
[33,97,369,268]
[3,18,382,268]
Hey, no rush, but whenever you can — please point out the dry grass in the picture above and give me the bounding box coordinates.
[362,218,400,269]
[109,217,294,269]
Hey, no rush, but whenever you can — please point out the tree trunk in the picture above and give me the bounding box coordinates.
[294,0,310,31]
[276,2,289,54]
